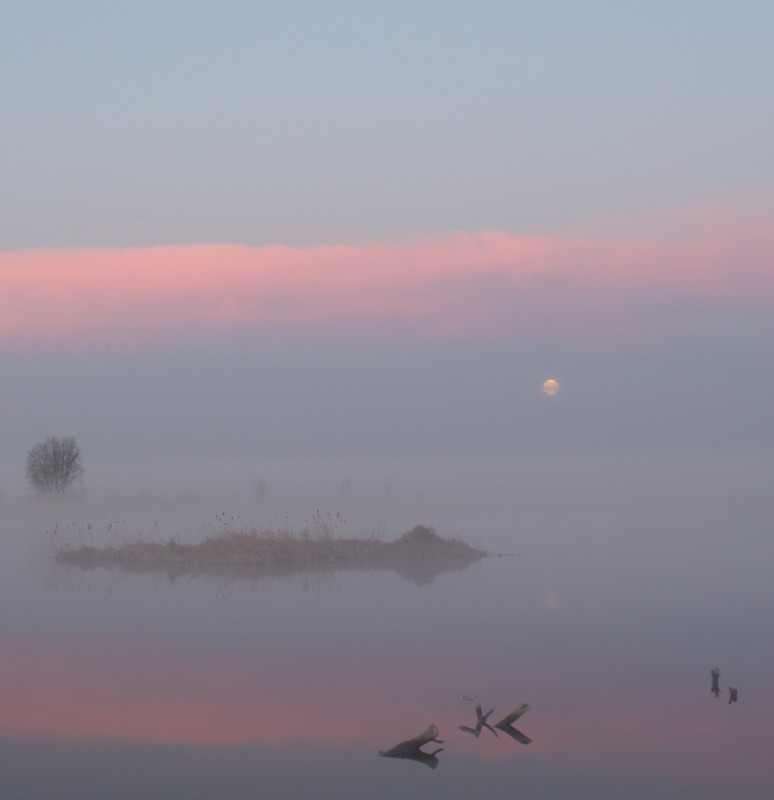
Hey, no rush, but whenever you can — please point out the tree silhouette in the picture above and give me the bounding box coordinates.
[26,436,84,496]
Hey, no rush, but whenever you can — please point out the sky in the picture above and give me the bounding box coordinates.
[2,0,774,467]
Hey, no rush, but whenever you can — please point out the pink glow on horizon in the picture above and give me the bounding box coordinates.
[1,214,773,350]
[0,635,768,791]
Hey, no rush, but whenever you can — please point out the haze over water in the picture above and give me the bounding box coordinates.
[2,2,774,797]
[2,449,772,798]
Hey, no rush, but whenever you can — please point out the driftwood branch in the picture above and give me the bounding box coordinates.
[711,667,721,697]
[379,724,444,769]
[493,703,532,745]
[460,696,533,745]
[494,703,530,728]
[459,694,497,738]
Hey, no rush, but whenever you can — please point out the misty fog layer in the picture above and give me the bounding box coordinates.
[4,2,774,796]
[2,447,772,799]
[3,333,772,466]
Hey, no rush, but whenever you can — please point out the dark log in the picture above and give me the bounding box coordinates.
[379,724,444,769]
[711,667,721,697]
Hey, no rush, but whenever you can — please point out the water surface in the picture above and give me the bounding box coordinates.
[1,452,771,798]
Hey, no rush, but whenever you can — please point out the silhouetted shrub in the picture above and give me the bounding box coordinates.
[26,435,84,496]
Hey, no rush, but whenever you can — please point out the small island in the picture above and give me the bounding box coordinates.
[55,524,487,584]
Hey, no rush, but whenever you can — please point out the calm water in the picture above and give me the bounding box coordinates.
[1,453,772,798]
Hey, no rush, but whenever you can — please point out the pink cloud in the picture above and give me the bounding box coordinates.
[1,211,772,350]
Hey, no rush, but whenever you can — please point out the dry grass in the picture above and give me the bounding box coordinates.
[55,523,486,571]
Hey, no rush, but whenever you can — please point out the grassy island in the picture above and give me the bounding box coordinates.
[55,524,487,582]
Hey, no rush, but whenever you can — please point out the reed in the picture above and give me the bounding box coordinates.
[55,523,486,569]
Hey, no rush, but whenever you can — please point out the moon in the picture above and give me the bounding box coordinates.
[542,378,559,396]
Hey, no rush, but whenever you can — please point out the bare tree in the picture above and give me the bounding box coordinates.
[26,435,84,496]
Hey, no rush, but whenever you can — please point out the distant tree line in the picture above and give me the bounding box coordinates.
[26,435,84,496]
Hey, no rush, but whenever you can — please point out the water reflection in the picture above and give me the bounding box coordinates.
[2,471,773,799]
[494,718,533,745]
[56,548,484,586]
